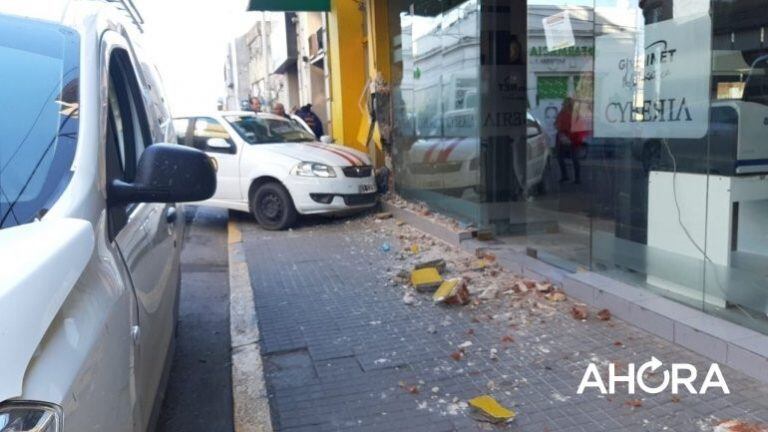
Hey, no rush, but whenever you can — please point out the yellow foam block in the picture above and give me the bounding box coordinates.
[411,267,442,291]
[433,278,460,302]
[468,395,516,423]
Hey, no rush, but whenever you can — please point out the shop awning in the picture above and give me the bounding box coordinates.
[247,0,330,12]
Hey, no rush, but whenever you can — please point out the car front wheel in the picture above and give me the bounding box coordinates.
[250,182,298,230]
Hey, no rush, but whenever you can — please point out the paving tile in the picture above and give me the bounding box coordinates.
[241,215,768,431]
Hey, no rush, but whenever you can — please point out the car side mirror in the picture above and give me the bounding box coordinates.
[109,144,216,205]
[207,137,231,149]
[320,135,333,144]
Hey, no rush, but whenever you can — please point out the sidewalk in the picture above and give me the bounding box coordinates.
[236,212,768,432]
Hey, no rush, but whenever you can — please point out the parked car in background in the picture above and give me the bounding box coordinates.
[0,2,215,431]
[173,112,378,230]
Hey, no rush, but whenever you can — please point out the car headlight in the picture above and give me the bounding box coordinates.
[0,402,62,432]
[292,162,337,178]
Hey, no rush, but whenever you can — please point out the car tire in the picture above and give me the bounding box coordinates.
[250,182,298,230]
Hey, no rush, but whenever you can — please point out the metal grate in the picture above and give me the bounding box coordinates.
[341,165,373,178]
[342,193,377,206]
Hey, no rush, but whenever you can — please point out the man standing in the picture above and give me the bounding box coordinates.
[295,104,324,139]
[248,96,262,113]
[272,102,290,119]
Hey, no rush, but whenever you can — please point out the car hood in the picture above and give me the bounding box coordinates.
[0,218,93,402]
[262,143,371,167]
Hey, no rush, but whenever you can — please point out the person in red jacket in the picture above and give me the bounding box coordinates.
[555,97,582,184]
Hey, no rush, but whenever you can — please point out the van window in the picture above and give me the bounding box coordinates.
[0,16,80,229]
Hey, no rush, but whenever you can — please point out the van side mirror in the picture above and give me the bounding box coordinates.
[109,144,216,204]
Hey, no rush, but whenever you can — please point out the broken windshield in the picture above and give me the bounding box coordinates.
[0,14,80,229]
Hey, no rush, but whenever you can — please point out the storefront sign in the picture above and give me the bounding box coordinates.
[593,14,712,139]
[529,45,594,57]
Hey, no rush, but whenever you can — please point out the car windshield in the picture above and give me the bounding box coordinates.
[0,15,80,229]
[225,115,316,144]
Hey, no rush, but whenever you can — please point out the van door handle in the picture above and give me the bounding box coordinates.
[166,206,177,224]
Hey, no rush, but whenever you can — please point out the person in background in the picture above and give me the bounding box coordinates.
[248,96,262,113]
[295,104,324,139]
[272,102,290,119]
[555,97,582,184]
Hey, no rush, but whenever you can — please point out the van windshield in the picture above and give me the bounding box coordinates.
[0,15,80,229]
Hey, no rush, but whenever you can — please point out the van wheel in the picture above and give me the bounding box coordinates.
[250,182,297,230]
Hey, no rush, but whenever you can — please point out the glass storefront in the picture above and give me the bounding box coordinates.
[387,0,768,335]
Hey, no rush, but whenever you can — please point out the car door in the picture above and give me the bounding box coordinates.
[191,116,241,201]
[104,41,178,430]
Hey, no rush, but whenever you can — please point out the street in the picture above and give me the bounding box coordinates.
[157,207,234,431]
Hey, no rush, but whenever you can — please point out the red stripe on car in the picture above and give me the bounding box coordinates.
[307,143,359,166]
[436,138,461,163]
[422,140,440,163]
[328,144,365,166]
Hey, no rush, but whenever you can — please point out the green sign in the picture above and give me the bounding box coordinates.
[247,0,330,12]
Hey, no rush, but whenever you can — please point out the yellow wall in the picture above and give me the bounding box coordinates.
[327,0,367,151]
[326,0,391,164]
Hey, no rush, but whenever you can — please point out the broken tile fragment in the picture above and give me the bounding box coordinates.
[433,278,470,305]
[411,267,443,292]
[468,395,515,423]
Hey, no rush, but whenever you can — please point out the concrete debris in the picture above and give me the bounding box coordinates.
[597,308,612,321]
[398,381,419,394]
[489,348,499,361]
[715,420,768,432]
[571,305,589,320]
[545,291,567,302]
[433,278,470,305]
[468,395,515,423]
[414,258,447,273]
[478,285,500,300]
[402,292,416,305]
[469,259,487,271]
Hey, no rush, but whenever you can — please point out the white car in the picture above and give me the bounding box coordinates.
[173,112,378,230]
[0,2,216,431]
[404,110,551,196]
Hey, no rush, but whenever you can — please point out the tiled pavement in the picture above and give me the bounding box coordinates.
[239,214,768,432]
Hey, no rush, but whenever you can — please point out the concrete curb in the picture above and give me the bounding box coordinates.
[381,201,474,248]
[228,220,273,432]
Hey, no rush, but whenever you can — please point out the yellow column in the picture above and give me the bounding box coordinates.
[327,0,367,151]
[365,0,390,82]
